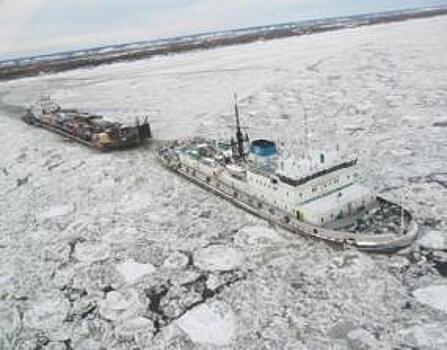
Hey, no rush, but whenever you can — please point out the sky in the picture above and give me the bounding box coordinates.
[1,0,446,60]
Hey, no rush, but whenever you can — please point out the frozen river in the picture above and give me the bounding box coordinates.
[0,15,446,349]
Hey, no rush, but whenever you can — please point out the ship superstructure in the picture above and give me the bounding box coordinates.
[158,97,418,252]
[23,97,151,151]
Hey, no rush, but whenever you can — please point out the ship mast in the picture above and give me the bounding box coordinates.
[234,93,245,160]
[303,103,312,170]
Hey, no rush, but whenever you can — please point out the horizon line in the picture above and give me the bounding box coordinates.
[1,4,446,64]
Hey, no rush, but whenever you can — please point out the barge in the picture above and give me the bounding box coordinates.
[23,97,151,151]
[158,98,418,253]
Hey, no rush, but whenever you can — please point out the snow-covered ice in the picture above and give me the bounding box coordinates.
[194,245,244,271]
[98,288,144,322]
[162,251,190,269]
[115,316,154,341]
[413,284,447,313]
[418,230,447,251]
[116,259,155,284]
[177,302,235,346]
[0,15,446,349]
[23,293,70,337]
[399,323,447,349]
[74,241,111,263]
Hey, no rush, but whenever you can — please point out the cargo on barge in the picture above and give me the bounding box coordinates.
[23,97,151,150]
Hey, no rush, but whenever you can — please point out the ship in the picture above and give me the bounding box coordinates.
[158,96,418,253]
[22,97,151,151]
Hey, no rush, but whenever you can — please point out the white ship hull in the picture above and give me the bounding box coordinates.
[158,145,418,253]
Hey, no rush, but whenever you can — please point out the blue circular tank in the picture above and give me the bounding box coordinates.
[250,139,277,157]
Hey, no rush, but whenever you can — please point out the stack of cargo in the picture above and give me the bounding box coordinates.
[23,97,152,151]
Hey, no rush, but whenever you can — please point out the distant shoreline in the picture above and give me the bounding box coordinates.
[1,7,446,82]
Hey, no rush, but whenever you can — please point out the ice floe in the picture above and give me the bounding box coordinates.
[194,245,244,271]
[74,242,111,263]
[99,289,143,322]
[177,302,235,346]
[400,323,447,349]
[117,259,155,284]
[0,304,18,334]
[24,294,70,331]
[413,284,447,313]
[235,225,286,249]
[163,251,190,269]
[346,328,380,350]
[115,316,154,341]
[418,231,447,251]
[102,227,143,245]
[38,204,72,219]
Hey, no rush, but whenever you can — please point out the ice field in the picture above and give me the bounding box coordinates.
[0,15,446,349]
